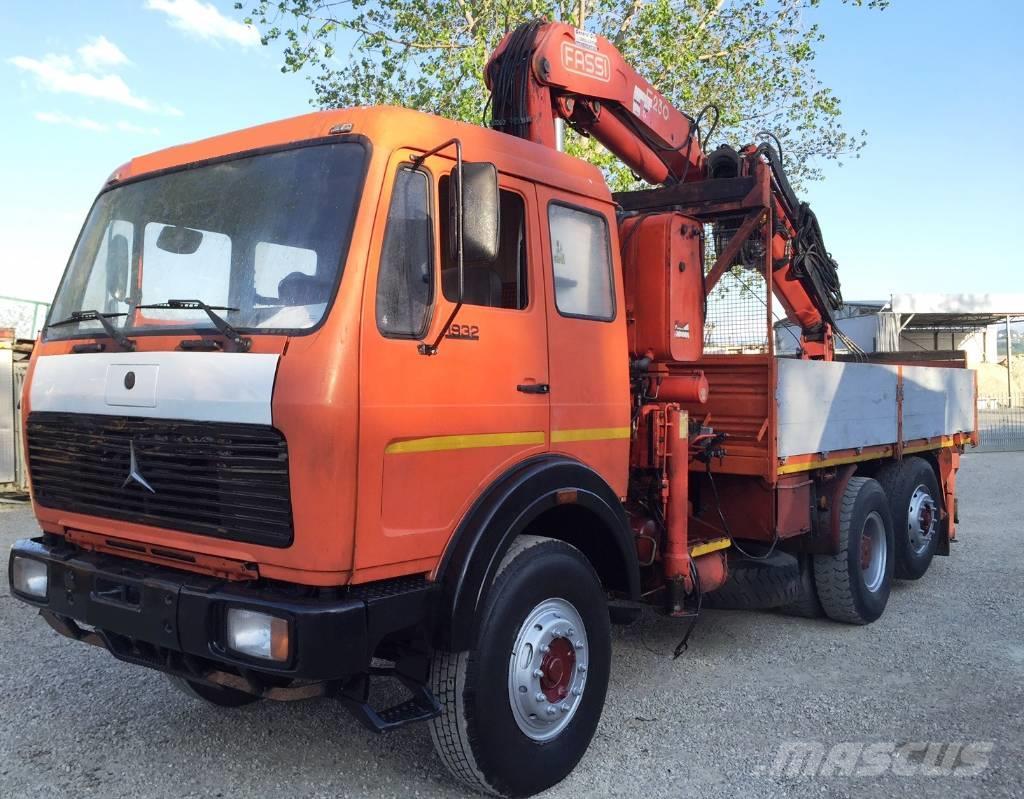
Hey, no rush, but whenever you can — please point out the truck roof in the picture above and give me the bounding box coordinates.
[114,105,612,202]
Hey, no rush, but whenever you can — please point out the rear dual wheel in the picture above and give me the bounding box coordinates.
[876,456,942,580]
[813,476,894,624]
[429,535,610,797]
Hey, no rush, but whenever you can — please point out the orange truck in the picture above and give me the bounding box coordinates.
[9,22,976,797]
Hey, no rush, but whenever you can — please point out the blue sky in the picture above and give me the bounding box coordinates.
[1,0,1021,304]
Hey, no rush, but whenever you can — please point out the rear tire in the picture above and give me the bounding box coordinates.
[779,554,825,618]
[875,457,941,580]
[429,535,611,797]
[703,550,801,610]
[165,674,260,707]
[813,477,894,625]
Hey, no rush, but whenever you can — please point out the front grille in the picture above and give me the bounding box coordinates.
[27,412,293,548]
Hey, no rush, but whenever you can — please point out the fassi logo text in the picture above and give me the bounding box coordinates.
[560,41,610,82]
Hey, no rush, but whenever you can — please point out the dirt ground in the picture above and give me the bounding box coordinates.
[1,452,1022,798]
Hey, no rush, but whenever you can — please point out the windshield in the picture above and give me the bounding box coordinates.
[47,139,367,340]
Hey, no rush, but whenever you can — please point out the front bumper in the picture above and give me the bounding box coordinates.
[8,536,434,688]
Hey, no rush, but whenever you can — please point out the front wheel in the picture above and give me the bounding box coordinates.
[165,674,260,707]
[429,535,611,797]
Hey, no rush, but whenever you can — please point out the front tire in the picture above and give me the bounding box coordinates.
[429,535,611,797]
[813,477,894,624]
[165,674,260,707]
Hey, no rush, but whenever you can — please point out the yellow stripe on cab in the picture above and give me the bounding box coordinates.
[385,431,545,455]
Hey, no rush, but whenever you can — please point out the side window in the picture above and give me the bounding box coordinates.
[80,219,134,317]
[376,168,433,337]
[548,203,614,321]
[253,242,322,329]
[254,242,318,302]
[440,177,528,310]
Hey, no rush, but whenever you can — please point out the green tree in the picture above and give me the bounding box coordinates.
[237,0,887,190]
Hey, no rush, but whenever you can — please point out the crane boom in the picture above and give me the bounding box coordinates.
[485,20,845,358]
[486,21,706,185]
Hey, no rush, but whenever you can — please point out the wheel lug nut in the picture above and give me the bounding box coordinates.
[572,687,582,696]
[533,668,544,678]
[578,664,587,673]
[560,703,570,713]
[575,641,584,649]
[535,692,546,702]
[546,706,557,716]
[540,644,550,653]
[567,627,575,637]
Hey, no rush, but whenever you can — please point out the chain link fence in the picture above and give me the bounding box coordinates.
[702,222,777,354]
[975,395,1024,452]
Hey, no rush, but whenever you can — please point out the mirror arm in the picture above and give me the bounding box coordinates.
[419,300,463,356]
[414,138,465,356]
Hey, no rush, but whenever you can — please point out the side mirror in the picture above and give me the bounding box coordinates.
[105,234,130,302]
[413,140,498,356]
[451,162,500,264]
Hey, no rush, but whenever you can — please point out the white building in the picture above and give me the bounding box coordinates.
[775,293,1024,368]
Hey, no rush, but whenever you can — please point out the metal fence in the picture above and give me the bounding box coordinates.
[976,395,1024,452]
[0,295,49,339]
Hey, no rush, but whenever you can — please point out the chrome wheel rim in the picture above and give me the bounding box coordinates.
[907,484,937,554]
[860,510,887,592]
[507,598,588,742]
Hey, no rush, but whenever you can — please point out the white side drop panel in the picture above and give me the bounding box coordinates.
[30,351,279,425]
[902,365,975,440]
[776,359,898,458]
[776,358,976,459]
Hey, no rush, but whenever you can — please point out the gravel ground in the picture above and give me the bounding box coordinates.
[2,452,1022,798]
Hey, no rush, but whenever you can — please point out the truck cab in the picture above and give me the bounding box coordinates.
[11,107,639,778]
[23,105,633,581]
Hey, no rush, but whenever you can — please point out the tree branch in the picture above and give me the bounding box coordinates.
[613,0,643,46]
[695,0,727,36]
[345,19,470,50]
[454,0,478,33]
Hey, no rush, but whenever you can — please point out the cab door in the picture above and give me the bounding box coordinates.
[535,188,630,498]
[355,151,549,577]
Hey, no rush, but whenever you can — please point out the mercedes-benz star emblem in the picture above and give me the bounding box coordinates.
[122,440,155,493]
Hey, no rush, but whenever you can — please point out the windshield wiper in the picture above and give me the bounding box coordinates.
[136,299,251,352]
[49,310,136,351]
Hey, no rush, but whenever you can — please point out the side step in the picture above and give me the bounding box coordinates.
[341,667,441,733]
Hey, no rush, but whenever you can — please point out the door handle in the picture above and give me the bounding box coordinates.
[517,383,550,394]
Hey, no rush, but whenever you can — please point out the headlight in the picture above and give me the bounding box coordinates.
[11,556,48,599]
[225,607,290,662]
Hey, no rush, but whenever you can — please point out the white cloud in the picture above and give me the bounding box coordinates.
[115,120,161,135]
[77,36,130,70]
[146,0,260,47]
[9,53,179,116]
[33,112,162,136]
[35,110,109,132]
